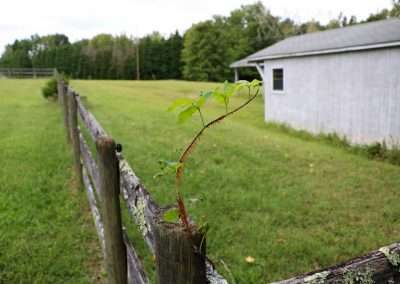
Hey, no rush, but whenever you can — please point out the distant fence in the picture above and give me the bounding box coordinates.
[57,80,400,284]
[0,68,56,78]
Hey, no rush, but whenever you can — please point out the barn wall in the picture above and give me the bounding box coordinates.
[263,48,400,146]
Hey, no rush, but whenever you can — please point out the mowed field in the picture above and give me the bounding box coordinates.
[71,80,400,283]
[1,79,400,283]
[0,79,103,283]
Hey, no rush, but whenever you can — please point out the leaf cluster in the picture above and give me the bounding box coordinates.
[158,80,262,226]
[168,79,261,125]
[153,159,183,179]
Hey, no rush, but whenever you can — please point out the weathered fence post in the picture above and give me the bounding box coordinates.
[96,136,127,284]
[154,221,207,284]
[57,79,64,105]
[62,84,71,144]
[67,90,83,186]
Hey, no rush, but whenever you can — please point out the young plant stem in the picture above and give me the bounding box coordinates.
[175,89,260,231]
[176,192,190,230]
[197,108,206,127]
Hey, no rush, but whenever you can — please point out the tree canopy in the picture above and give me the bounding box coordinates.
[1,1,399,81]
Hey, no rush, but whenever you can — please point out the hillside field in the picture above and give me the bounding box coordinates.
[1,79,400,283]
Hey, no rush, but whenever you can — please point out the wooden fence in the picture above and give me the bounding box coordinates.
[57,80,228,284]
[0,68,56,78]
[57,80,400,284]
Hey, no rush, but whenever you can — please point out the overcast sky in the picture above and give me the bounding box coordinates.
[0,0,393,54]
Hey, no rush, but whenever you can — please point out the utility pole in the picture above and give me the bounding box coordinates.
[136,42,140,80]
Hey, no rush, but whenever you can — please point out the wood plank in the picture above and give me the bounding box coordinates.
[75,95,106,142]
[79,131,100,196]
[0,68,54,77]
[272,242,400,284]
[68,90,83,185]
[119,156,159,252]
[118,155,228,284]
[84,151,151,284]
[206,262,229,284]
[82,167,105,257]
[57,80,63,106]
[62,86,71,144]
[123,231,150,284]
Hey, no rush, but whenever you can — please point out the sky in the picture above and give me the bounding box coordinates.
[0,0,394,54]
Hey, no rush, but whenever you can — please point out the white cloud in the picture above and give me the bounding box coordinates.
[0,0,393,54]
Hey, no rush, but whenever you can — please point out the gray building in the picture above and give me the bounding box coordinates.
[231,19,400,146]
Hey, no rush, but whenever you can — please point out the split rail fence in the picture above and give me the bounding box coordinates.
[0,68,56,78]
[57,80,400,284]
[57,80,227,284]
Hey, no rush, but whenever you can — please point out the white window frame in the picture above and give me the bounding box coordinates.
[271,66,285,94]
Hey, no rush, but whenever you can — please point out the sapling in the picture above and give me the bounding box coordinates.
[156,79,262,232]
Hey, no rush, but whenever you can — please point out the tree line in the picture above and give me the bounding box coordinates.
[1,1,399,81]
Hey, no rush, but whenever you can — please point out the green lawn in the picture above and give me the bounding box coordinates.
[1,79,400,284]
[0,79,103,283]
[70,80,400,283]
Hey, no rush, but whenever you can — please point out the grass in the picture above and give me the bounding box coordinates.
[0,79,104,283]
[70,80,400,284]
[264,123,400,166]
[1,79,399,284]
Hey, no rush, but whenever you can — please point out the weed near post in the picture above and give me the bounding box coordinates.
[155,79,262,232]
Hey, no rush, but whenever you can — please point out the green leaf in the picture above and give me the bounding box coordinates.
[177,105,197,124]
[200,90,213,100]
[250,79,262,88]
[196,96,206,108]
[196,90,213,108]
[234,80,250,92]
[160,160,182,171]
[168,98,193,112]
[224,82,235,98]
[153,160,183,179]
[212,88,226,104]
[223,80,229,93]
[236,80,250,85]
[198,221,210,235]
[163,208,180,223]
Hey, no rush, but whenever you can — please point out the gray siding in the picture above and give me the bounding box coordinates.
[263,48,400,146]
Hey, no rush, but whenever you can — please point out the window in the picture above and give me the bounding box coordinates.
[272,68,284,91]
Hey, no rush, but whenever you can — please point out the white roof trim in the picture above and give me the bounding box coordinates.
[230,62,264,68]
[248,40,400,62]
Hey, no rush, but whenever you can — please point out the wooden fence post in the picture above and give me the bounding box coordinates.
[62,85,71,144]
[67,90,83,186]
[154,221,207,284]
[96,136,127,284]
[57,80,64,105]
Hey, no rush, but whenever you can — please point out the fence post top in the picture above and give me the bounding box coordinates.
[96,136,116,149]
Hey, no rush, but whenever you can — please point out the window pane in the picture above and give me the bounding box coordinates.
[273,68,284,91]
[274,79,283,90]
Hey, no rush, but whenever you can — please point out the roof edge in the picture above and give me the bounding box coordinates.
[248,40,400,62]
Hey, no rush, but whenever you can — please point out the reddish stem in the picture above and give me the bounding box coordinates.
[175,89,260,231]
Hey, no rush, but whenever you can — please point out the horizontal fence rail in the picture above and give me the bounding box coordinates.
[273,242,400,284]
[0,68,56,78]
[57,80,400,284]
